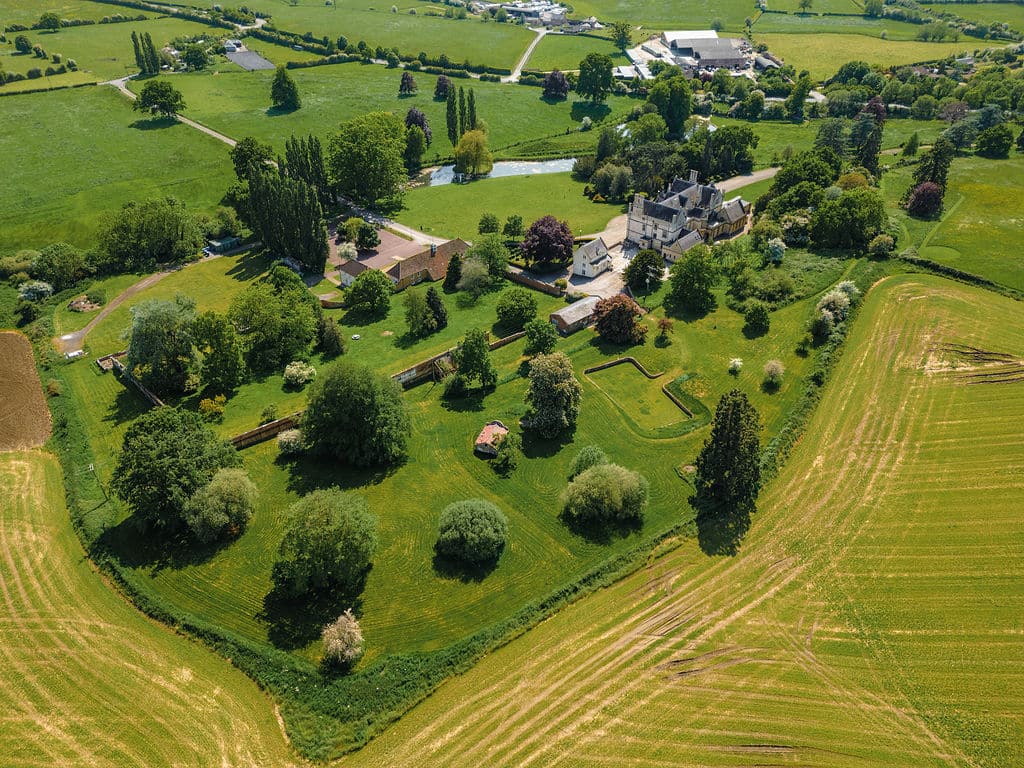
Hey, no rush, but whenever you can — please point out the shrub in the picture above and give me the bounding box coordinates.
[867,233,894,258]
[85,289,106,305]
[836,280,861,304]
[284,360,316,388]
[46,379,62,397]
[728,358,743,375]
[562,463,649,525]
[810,309,835,342]
[198,394,227,420]
[816,289,851,322]
[277,428,304,455]
[743,302,770,336]
[763,359,784,390]
[337,241,357,260]
[322,609,365,669]
[260,404,278,424]
[436,499,509,564]
[523,317,557,355]
[18,280,53,301]
[182,468,258,543]
[495,287,538,330]
[906,182,943,218]
[570,445,608,478]
[492,432,521,476]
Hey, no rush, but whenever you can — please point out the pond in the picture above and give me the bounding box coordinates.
[428,158,577,186]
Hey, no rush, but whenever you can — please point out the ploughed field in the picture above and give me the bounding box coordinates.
[0,332,50,451]
[343,274,1024,767]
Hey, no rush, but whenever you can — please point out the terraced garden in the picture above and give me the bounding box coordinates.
[343,274,1024,767]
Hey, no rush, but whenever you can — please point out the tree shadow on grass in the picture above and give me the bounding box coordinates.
[259,579,366,650]
[225,248,271,282]
[663,296,717,323]
[521,427,574,459]
[559,511,643,545]
[341,306,387,327]
[440,388,488,413]
[278,452,395,497]
[265,105,300,117]
[431,551,500,583]
[742,323,768,340]
[570,101,611,123]
[693,497,753,557]
[104,381,151,427]
[94,515,237,572]
[129,116,177,131]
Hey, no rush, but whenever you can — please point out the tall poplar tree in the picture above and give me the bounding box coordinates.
[458,86,467,137]
[467,88,477,131]
[446,87,458,147]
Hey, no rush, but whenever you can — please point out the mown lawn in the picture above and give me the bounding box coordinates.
[343,273,1024,768]
[883,154,1024,292]
[754,32,973,79]
[924,1,1024,32]
[0,451,296,768]
[136,63,634,156]
[395,172,625,240]
[0,87,233,255]
[0,0,147,24]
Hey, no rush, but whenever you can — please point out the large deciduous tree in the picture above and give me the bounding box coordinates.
[522,215,573,264]
[667,246,717,316]
[328,111,407,205]
[453,328,497,388]
[246,171,329,273]
[436,499,508,564]
[229,136,274,181]
[182,467,258,543]
[192,310,245,394]
[303,360,410,467]
[495,287,538,330]
[593,294,646,345]
[229,266,320,371]
[576,52,613,103]
[270,65,300,110]
[112,407,240,531]
[454,129,493,176]
[133,79,185,116]
[405,106,432,145]
[524,351,581,438]
[272,488,378,598]
[126,295,198,396]
[95,197,203,272]
[562,463,649,525]
[622,248,664,294]
[347,269,393,315]
[542,69,570,100]
[646,75,691,137]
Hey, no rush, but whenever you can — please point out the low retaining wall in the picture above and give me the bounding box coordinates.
[230,412,302,449]
[98,351,165,407]
[506,269,563,296]
[583,356,663,380]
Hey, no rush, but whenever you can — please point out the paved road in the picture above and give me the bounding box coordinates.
[504,28,547,83]
[717,166,780,194]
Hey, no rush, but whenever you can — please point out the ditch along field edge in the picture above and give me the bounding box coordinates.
[340,273,1024,768]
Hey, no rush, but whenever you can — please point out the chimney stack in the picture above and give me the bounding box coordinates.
[430,243,437,257]
[689,169,698,183]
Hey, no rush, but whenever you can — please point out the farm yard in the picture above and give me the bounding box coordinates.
[341,275,1024,768]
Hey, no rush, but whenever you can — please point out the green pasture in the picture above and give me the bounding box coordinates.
[52,272,141,336]
[565,0,754,27]
[0,451,296,768]
[344,274,1024,768]
[756,32,972,79]
[523,32,626,72]
[0,86,233,255]
[0,16,223,81]
[0,0,145,25]
[586,362,689,432]
[396,172,624,240]
[884,155,1024,292]
[755,12,953,41]
[134,64,634,156]
[924,1,1024,32]
[243,0,534,69]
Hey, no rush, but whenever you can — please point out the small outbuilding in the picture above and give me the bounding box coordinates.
[571,237,612,278]
[474,420,509,457]
[549,295,602,335]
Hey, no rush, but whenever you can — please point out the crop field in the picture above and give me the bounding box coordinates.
[343,274,1024,767]
[924,1,1024,32]
[0,450,297,767]
[136,64,635,156]
[523,33,626,72]
[0,86,233,254]
[0,332,50,451]
[884,156,1024,292]
[755,33,972,79]
[396,172,625,240]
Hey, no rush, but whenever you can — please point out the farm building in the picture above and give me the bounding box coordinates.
[625,171,750,262]
[550,295,602,335]
[572,237,612,278]
[474,420,509,456]
[338,259,369,287]
[386,239,470,290]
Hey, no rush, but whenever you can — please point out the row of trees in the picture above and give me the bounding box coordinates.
[130,30,161,75]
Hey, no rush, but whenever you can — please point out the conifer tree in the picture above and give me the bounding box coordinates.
[693,389,762,513]
[458,86,467,137]
[446,88,458,147]
[425,285,448,329]
[467,88,477,131]
[131,31,145,72]
[271,65,301,111]
[442,251,462,291]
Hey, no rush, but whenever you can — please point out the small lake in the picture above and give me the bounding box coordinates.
[429,158,576,186]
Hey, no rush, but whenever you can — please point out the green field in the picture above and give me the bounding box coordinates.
[0,16,221,81]
[756,32,972,79]
[925,1,1024,32]
[131,64,635,157]
[0,86,233,254]
[0,0,148,24]
[587,362,689,432]
[343,274,1024,767]
[396,172,625,240]
[565,0,755,27]
[885,155,1024,292]
[523,32,626,72]
[0,451,296,767]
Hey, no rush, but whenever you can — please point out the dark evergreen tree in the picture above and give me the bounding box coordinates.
[442,251,462,292]
[425,285,448,329]
[446,88,458,147]
[467,88,477,131]
[458,86,467,137]
[398,70,417,96]
[434,74,452,100]
[270,65,300,110]
[693,389,762,512]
